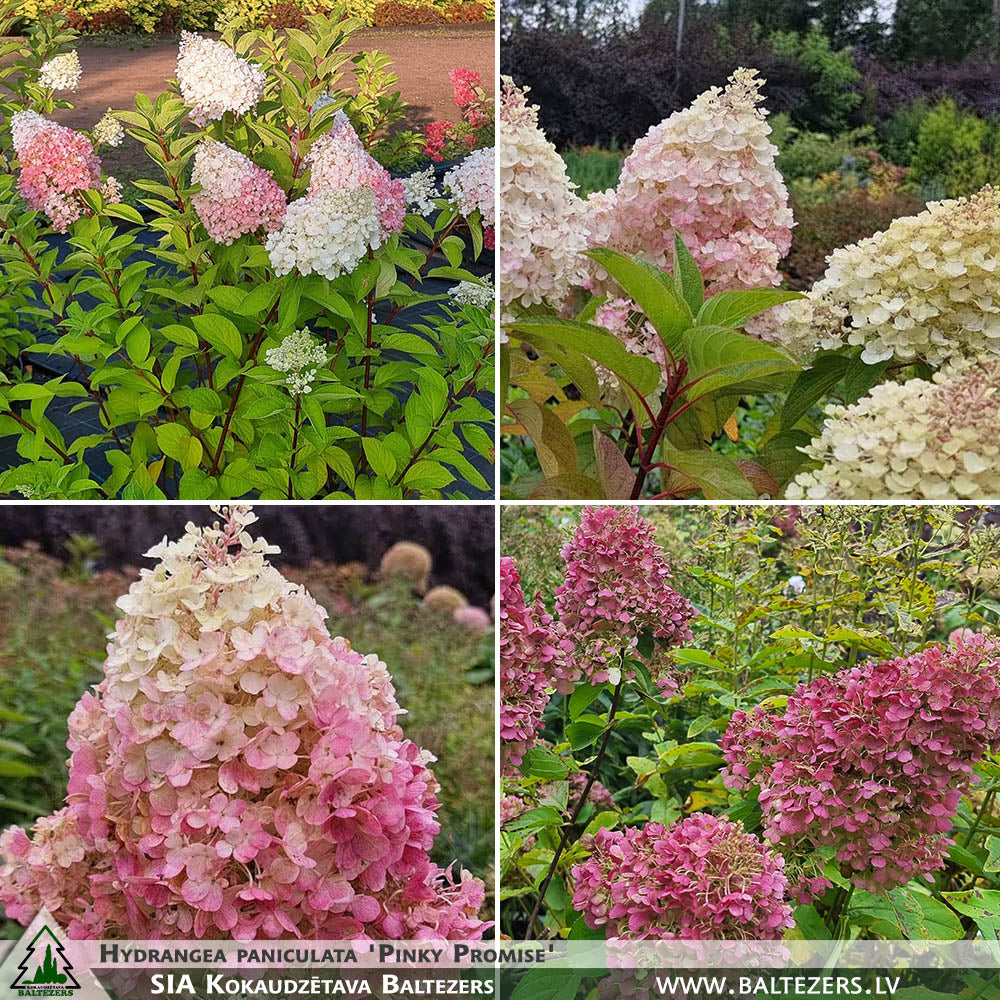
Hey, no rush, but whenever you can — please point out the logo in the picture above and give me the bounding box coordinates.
[11,925,80,997]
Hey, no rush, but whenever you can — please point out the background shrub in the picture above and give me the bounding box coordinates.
[909,98,1000,197]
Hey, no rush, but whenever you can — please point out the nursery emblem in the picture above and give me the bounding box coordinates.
[11,925,80,996]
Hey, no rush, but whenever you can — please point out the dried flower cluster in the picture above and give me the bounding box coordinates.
[572,814,794,939]
[499,557,576,768]
[264,329,329,395]
[0,507,487,940]
[38,51,82,92]
[11,110,101,232]
[191,141,286,245]
[176,32,266,126]
[555,506,694,683]
[586,68,792,295]
[786,362,1000,500]
[266,188,381,280]
[498,77,588,320]
[722,635,1000,891]
[762,187,1000,366]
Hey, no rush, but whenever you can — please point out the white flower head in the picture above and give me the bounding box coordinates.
[39,51,82,91]
[265,188,380,280]
[445,145,494,227]
[402,166,439,216]
[101,176,123,204]
[176,32,266,126]
[93,110,124,148]
[450,276,494,309]
[265,329,329,395]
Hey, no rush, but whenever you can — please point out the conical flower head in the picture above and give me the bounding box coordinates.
[499,77,589,318]
[0,506,486,940]
[587,68,793,295]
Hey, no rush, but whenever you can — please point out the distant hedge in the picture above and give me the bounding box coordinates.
[0,506,497,605]
[15,0,493,32]
[501,19,1000,149]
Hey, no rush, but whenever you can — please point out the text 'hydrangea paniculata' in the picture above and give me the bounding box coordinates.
[572,814,794,939]
[0,507,487,940]
[586,68,793,296]
[722,635,1000,891]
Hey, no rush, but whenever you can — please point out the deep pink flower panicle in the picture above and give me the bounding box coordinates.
[554,506,695,682]
[722,634,1000,891]
[499,557,578,769]
[572,814,794,939]
[0,506,487,940]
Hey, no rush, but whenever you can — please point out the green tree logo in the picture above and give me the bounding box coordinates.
[11,925,80,991]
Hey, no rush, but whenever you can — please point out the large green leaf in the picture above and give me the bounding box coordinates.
[529,473,606,499]
[681,325,800,400]
[781,354,851,430]
[672,234,704,314]
[696,288,804,328]
[942,888,1000,939]
[586,247,692,354]
[663,446,758,500]
[191,313,244,360]
[510,317,661,398]
[510,398,579,479]
[852,888,963,940]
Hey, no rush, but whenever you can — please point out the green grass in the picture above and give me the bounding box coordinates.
[561,141,625,197]
[0,552,494,937]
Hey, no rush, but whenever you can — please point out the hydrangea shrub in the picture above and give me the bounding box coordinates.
[722,636,1000,891]
[0,507,488,939]
[0,5,494,499]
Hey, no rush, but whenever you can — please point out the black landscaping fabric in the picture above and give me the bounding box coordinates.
[0,195,495,498]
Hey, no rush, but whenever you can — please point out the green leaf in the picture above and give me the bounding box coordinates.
[681,325,800,400]
[362,438,396,480]
[519,748,570,781]
[178,469,218,499]
[672,233,704,314]
[942,888,1000,939]
[529,474,606,500]
[242,397,289,421]
[511,317,660,398]
[662,447,758,499]
[125,323,151,367]
[0,760,40,778]
[569,682,604,719]
[853,888,964,941]
[506,806,563,835]
[155,423,202,470]
[160,324,200,349]
[781,354,851,430]
[566,719,605,750]
[402,460,455,491]
[587,247,691,353]
[510,969,582,1000]
[191,314,244,360]
[697,288,804,328]
[985,835,1000,873]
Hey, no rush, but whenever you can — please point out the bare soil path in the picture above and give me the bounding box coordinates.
[10,24,494,174]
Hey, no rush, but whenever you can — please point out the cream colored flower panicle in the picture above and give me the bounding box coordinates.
[92,110,124,148]
[499,77,588,321]
[587,68,793,295]
[39,52,82,91]
[764,187,1000,366]
[786,361,1000,500]
[176,32,266,126]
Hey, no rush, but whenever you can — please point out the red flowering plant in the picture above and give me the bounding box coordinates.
[422,67,495,163]
[500,504,1000,948]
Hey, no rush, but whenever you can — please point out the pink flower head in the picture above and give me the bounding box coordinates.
[499,557,578,769]
[306,121,405,242]
[0,506,488,941]
[11,111,101,233]
[191,141,286,245]
[722,635,1000,891]
[572,814,794,939]
[555,506,694,682]
[423,121,451,162]
[586,68,793,295]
